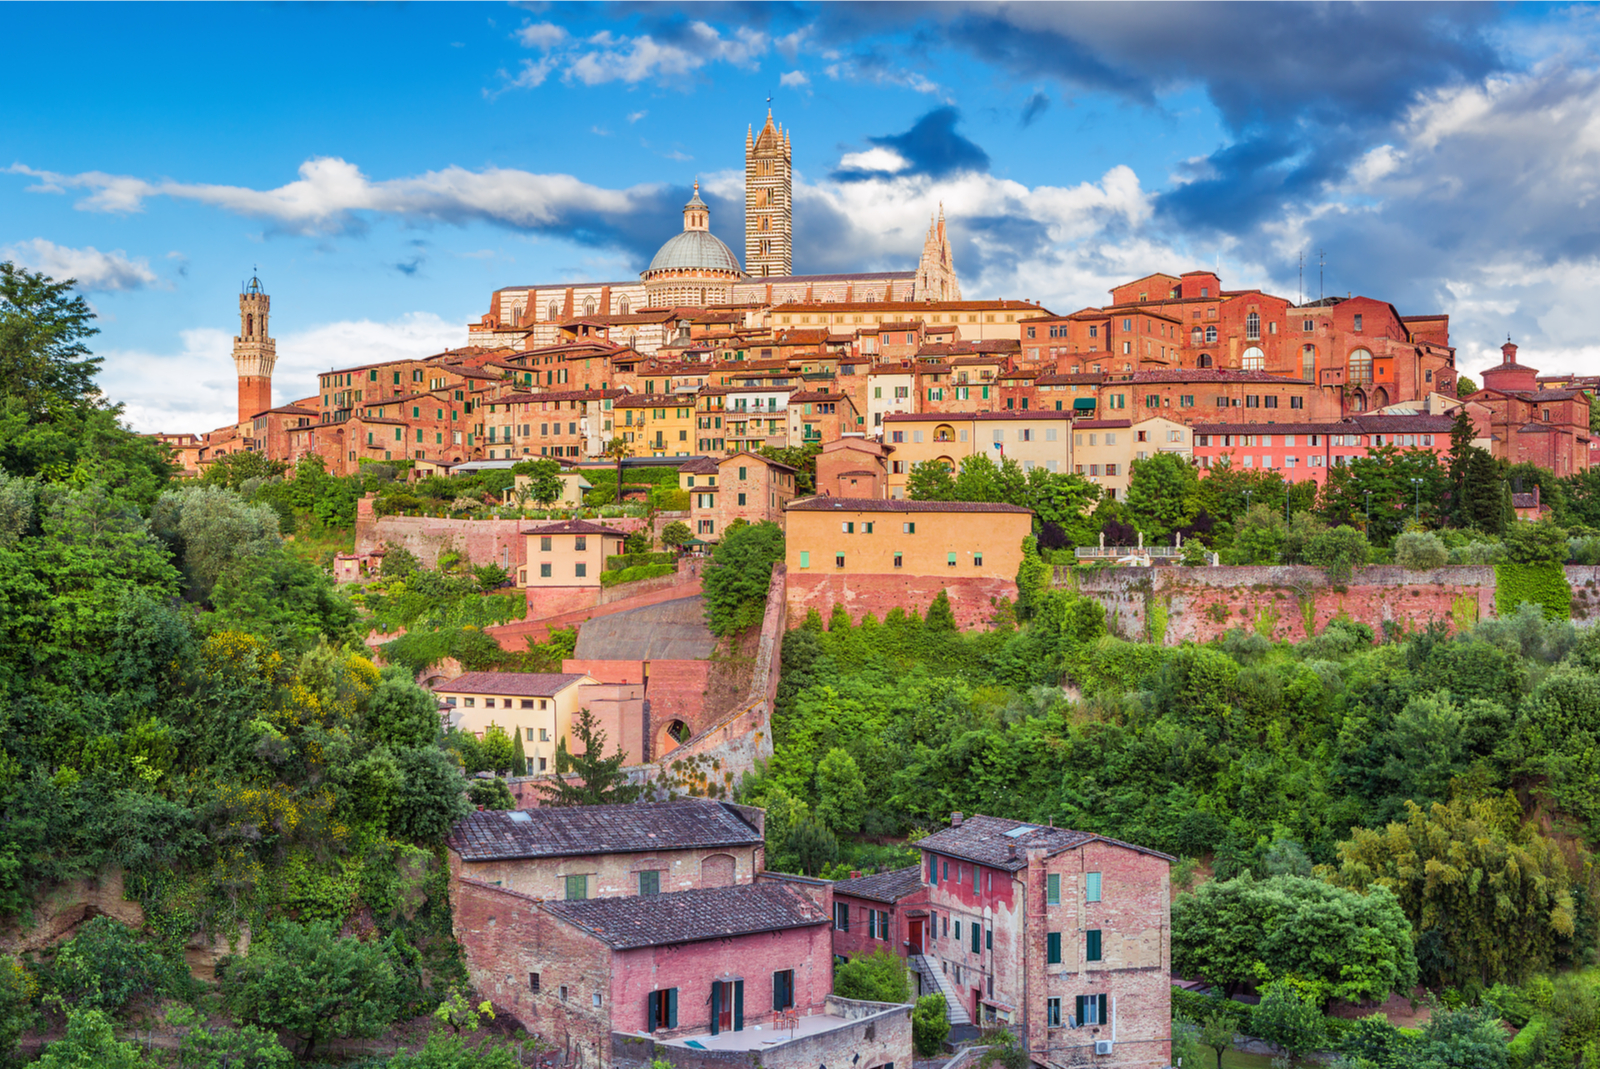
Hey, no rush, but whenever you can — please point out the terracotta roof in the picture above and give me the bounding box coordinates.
[434,672,590,698]
[1071,420,1133,429]
[788,390,846,402]
[788,497,1032,514]
[917,813,1174,871]
[498,389,623,404]
[614,394,688,408]
[771,299,1049,313]
[546,882,827,949]
[677,457,720,474]
[832,865,926,904]
[522,519,628,537]
[447,800,763,862]
[1124,370,1312,384]
[1037,374,1106,385]
[972,410,1073,421]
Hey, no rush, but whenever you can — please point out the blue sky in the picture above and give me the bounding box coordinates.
[4,2,1599,432]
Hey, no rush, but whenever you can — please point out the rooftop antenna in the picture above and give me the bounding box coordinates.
[1298,250,1304,307]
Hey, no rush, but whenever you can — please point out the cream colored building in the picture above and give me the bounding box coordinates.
[511,471,592,508]
[435,671,593,775]
[1071,419,1135,500]
[879,411,1074,498]
[1130,416,1194,465]
[784,498,1033,579]
[517,519,628,588]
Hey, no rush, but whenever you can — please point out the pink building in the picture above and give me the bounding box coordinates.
[830,866,930,969]
[1191,413,1457,487]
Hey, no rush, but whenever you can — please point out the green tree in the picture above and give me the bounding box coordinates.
[1330,792,1575,986]
[164,1007,293,1069]
[1229,504,1287,564]
[1413,1005,1508,1069]
[201,452,289,490]
[538,707,642,806]
[912,993,951,1057]
[1504,519,1569,564]
[511,729,527,777]
[368,673,444,749]
[33,1011,146,1069]
[512,458,564,506]
[1200,1013,1235,1069]
[1461,448,1508,534]
[1252,979,1325,1057]
[48,916,168,1015]
[906,459,955,501]
[661,521,692,548]
[702,520,783,636]
[1394,530,1448,569]
[1306,524,1370,584]
[466,777,515,809]
[388,1032,518,1069]
[389,746,472,842]
[222,920,401,1060]
[478,722,516,774]
[0,262,104,419]
[1126,452,1199,540]
[785,816,838,876]
[833,946,909,1003]
[1015,536,1053,621]
[815,748,867,834]
[924,589,957,631]
[1446,407,1476,524]
[1171,873,1416,1003]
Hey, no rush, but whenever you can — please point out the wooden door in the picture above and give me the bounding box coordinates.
[908,918,924,954]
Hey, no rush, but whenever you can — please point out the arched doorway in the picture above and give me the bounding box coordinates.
[1196,353,1213,368]
[657,719,691,756]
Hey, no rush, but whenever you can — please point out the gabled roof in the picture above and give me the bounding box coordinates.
[434,672,591,697]
[832,865,926,904]
[917,813,1174,872]
[447,799,764,863]
[546,881,827,950]
[677,456,720,474]
[523,519,628,537]
[787,497,1031,514]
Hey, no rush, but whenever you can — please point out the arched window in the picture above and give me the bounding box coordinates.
[1246,311,1261,340]
[1301,345,1315,381]
[1196,353,1213,368]
[934,424,955,442]
[1349,348,1374,383]
[1241,346,1265,371]
[245,313,253,337]
[582,297,596,317]
[1205,326,1218,344]
[1191,326,1202,345]
[618,297,630,316]
[548,300,560,321]
[1350,390,1367,412]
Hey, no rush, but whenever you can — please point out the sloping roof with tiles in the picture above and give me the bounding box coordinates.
[546,882,827,949]
[447,800,762,862]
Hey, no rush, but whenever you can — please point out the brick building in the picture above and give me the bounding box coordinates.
[814,437,891,499]
[915,814,1173,1067]
[881,412,1074,497]
[784,498,1033,628]
[1463,341,1593,477]
[1191,413,1458,487]
[830,866,931,971]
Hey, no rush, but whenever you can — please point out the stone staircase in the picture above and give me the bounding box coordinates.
[912,954,971,1026]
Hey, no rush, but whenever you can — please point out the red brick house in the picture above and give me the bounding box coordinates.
[1464,341,1593,477]
[1191,413,1457,488]
[830,866,930,969]
[914,814,1173,1067]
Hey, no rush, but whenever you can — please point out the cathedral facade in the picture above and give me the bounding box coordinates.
[475,110,964,345]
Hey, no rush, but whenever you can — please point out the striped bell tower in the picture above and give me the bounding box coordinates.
[745,109,792,278]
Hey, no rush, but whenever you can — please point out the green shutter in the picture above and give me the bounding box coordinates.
[971,922,980,953]
[710,983,721,1036]
[647,993,658,1033]
[668,987,678,1028]
[1075,995,1086,1027]
[986,928,992,950]
[1086,872,1102,902]
[1099,994,1108,1026]
[1087,929,1102,962]
[1047,932,1062,964]
[1047,873,1060,905]
[734,979,744,1031]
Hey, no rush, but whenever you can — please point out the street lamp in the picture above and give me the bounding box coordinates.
[1411,478,1423,524]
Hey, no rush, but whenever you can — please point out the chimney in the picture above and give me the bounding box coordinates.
[951,811,964,828]
[849,870,863,880]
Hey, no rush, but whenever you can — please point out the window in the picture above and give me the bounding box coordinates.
[526,727,536,740]
[540,728,549,741]
[575,563,587,578]
[903,522,916,534]
[539,563,552,578]
[593,992,602,1007]
[541,536,552,552]
[772,970,795,1011]
[974,553,983,567]
[559,985,568,1002]
[799,551,810,568]
[1047,932,1062,964]
[868,909,878,939]
[1349,348,1374,383]
[646,988,678,1032]
[1246,311,1261,340]
[738,492,747,506]
[1242,346,1265,371]
[1205,325,1218,344]
[1086,929,1103,962]
[1291,396,1304,409]
[1047,998,1062,1027]
[639,870,660,896]
[893,553,903,569]
[971,921,980,953]
[1074,994,1108,1027]
[530,972,540,993]
[836,554,845,568]
[1047,873,1061,905]
[947,552,957,568]
[834,902,850,931]
[564,874,588,900]
[1354,313,1364,331]
[1303,318,1315,331]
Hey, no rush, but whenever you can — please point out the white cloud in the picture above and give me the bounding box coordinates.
[779,70,810,89]
[9,158,658,236]
[492,56,557,94]
[836,146,910,174]
[627,110,648,123]
[823,60,949,101]
[3,238,162,291]
[515,21,567,50]
[109,312,464,433]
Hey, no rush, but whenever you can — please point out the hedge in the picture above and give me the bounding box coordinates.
[605,551,675,570]
[1495,561,1572,620]
[599,563,676,588]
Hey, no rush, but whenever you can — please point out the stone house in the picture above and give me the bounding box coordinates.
[830,866,930,978]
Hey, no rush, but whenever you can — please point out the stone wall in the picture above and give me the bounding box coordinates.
[786,573,1013,631]
[611,997,913,1069]
[487,576,705,649]
[1065,564,1521,645]
[358,511,646,570]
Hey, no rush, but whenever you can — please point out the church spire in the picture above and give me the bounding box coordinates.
[914,205,962,302]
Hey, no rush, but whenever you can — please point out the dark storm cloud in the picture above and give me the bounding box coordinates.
[832,107,991,181]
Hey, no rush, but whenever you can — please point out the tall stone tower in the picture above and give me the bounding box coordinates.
[745,109,792,278]
[913,205,962,302]
[233,274,276,424]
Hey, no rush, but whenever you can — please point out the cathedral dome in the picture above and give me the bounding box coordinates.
[645,229,744,275]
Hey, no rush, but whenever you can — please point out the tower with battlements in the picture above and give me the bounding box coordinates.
[745,109,792,278]
[233,274,276,423]
[913,206,962,302]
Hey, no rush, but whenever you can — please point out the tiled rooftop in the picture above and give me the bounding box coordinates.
[433,671,589,697]
[448,799,763,862]
[831,865,926,904]
[787,497,1031,514]
[522,519,627,537]
[916,813,1173,871]
[547,881,825,949]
